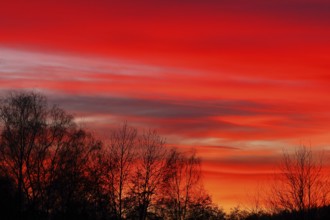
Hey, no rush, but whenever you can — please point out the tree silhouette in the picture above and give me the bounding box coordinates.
[104,123,137,219]
[0,92,103,220]
[47,129,102,220]
[268,146,329,220]
[0,91,221,220]
[0,92,75,218]
[0,175,18,220]
[127,129,169,220]
[157,149,207,220]
[185,190,226,220]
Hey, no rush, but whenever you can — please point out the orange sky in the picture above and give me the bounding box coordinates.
[1,0,330,210]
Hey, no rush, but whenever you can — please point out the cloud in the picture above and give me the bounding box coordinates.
[0,47,174,78]
[49,95,272,118]
[1,48,330,145]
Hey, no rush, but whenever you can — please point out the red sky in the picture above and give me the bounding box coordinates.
[1,0,330,210]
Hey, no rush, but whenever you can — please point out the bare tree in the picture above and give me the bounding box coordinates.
[0,92,75,217]
[48,128,102,219]
[0,92,104,219]
[269,146,329,219]
[0,92,220,220]
[104,123,137,219]
[128,129,169,220]
[159,149,203,220]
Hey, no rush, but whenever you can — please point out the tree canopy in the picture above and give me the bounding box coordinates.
[0,92,222,220]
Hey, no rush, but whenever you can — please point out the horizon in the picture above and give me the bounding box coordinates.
[1,0,330,211]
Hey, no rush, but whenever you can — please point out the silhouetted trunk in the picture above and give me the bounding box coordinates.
[18,161,23,220]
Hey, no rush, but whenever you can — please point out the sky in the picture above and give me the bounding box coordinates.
[1,0,330,210]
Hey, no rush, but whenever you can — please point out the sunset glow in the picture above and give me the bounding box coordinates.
[1,0,330,210]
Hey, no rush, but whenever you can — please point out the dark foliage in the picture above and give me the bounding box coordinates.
[233,206,330,220]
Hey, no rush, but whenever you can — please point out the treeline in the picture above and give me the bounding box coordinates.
[0,92,224,220]
[214,205,330,220]
[1,92,330,220]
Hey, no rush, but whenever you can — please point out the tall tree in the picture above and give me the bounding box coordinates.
[128,130,169,220]
[105,123,137,219]
[0,92,104,220]
[48,129,102,220]
[158,149,203,220]
[0,92,74,217]
[269,146,329,219]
